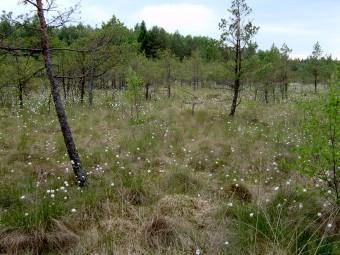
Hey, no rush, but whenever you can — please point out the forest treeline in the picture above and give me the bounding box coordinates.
[0,10,339,109]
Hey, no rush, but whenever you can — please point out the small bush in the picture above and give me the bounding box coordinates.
[225,183,252,202]
[143,216,176,248]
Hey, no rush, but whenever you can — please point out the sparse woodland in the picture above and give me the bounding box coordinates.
[0,0,339,254]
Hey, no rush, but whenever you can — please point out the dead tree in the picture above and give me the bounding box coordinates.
[29,0,87,186]
[183,100,203,116]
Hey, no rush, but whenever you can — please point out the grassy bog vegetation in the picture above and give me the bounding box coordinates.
[0,85,339,254]
[0,0,339,254]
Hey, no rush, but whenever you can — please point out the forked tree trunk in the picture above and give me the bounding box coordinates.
[35,0,87,186]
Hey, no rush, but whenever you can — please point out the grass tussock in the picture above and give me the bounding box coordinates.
[225,183,253,202]
[0,220,79,254]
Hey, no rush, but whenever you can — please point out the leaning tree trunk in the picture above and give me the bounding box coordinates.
[36,0,87,186]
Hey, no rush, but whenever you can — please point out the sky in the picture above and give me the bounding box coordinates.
[1,0,340,59]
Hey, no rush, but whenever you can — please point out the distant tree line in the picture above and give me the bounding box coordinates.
[1,10,337,110]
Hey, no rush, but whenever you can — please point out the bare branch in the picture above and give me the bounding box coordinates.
[0,45,90,53]
[23,0,39,8]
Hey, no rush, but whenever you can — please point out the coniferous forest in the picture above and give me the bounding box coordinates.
[0,0,339,254]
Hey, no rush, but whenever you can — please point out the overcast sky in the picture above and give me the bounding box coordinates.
[1,0,340,59]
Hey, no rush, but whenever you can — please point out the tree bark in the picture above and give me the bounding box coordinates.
[229,35,241,117]
[111,79,116,104]
[62,77,66,100]
[80,53,86,104]
[314,74,318,93]
[35,0,87,186]
[80,77,85,104]
[191,103,196,116]
[66,77,70,98]
[88,68,95,106]
[15,56,24,109]
[145,83,150,100]
[88,49,96,106]
[284,66,288,99]
[167,63,171,98]
[18,82,24,109]
[264,86,269,104]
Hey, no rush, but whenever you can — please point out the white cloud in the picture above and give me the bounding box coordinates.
[260,24,316,36]
[290,52,309,59]
[132,3,219,36]
[258,24,340,59]
[80,5,112,26]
